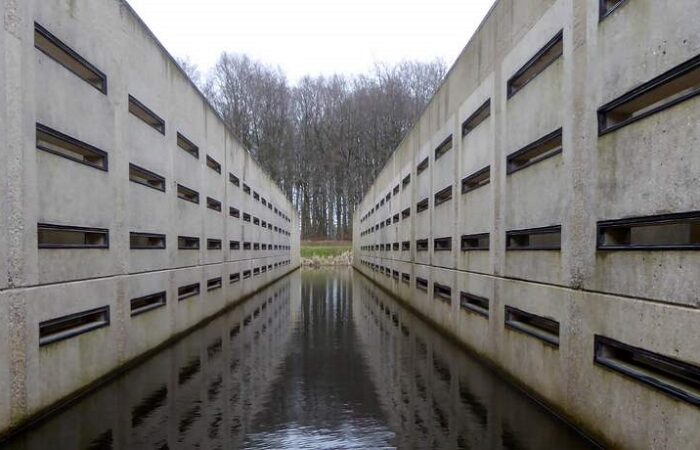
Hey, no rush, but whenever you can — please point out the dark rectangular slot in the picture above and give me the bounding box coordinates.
[417,198,429,213]
[177,133,199,158]
[262,198,268,207]
[128,95,165,134]
[401,273,410,283]
[460,292,489,317]
[38,223,109,249]
[434,237,452,252]
[130,232,166,249]
[253,242,260,251]
[417,157,429,175]
[433,283,452,303]
[177,184,199,204]
[34,23,106,93]
[462,99,490,136]
[402,241,410,251]
[36,124,107,171]
[461,233,490,251]
[243,213,251,222]
[39,306,110,346]
[597,211,700,250]
[507,128,562,174]
[393,214,399,224]
[253,217,260,226]
[243,270,251,279]
[253,267,260,276]
[385,193,391,202]
[594,335,700,405]
[392,270,400,280]
[229,207,240,218]
[598,54,700,134]
[178,236,200,250]
[206,197,222,212]
[461,166,490,194]
[393,184,400,195]
[392,242,399,251]
[207,239,222,250]
[402,174,411,188]
[434,136,453,160]
[416,239,429,252]
[243,242,251,250]
[242,184,250,194]
[505,306,559,347]
[434,186,452,207]
[229,173,240,186]
[130,291,166,316]
[599,0,630,20]
[253,191,260,201]
[416,277,428,292]
[507,30,563,98]
[230,240,240,250]
[129,163,165,192]
[206,155,221,174]
[385,218,391,227]
[261,266,267,273]
[207,277,222,291]
[506,225,561,250]
[178,283,200,301]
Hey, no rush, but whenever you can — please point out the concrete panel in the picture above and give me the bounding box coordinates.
[0,0,299,436]
[354,0,700,446]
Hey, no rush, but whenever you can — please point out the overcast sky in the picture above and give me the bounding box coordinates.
[126,0,495,83]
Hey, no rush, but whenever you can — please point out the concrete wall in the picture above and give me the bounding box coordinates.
[0,0,300,436]
[353,0,699,448]
[2,273,298,449]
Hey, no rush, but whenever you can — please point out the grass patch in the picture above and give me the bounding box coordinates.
[301,245,351,258]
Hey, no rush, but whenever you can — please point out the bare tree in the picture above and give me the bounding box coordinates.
[204,54,447,239]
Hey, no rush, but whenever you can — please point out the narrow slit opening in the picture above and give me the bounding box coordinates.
[130,232,166,249]
[462,99,491,136]
[178,236,200,250]
[36,124,108,171]
[129,164,165,192]
[34,23,106,93]
[38,224,109,249]
[177,133,199,158]
[505,306,560,347]
[507,128,562,174]
[129,95,165,134]
[39,306,110,346]
[461,166,490,194]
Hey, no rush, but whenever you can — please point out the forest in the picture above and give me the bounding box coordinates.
[180,54,446,239]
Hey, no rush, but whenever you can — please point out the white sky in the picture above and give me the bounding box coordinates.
[126,0,496,83]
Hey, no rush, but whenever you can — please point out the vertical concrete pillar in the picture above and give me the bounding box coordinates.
[4,0,35,426]
[561,0,597,290]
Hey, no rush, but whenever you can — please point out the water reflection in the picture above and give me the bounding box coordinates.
[353,276,595,450]
[2,269,595,449]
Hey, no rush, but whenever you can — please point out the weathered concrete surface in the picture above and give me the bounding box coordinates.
[0,0,300,436]
[354,0,699,448]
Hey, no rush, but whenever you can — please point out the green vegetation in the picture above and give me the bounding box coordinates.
[301,241,351,259]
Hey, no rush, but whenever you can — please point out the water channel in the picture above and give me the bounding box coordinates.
[3,268,596,449]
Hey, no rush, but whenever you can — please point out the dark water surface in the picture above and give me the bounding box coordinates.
[3,269,596,449]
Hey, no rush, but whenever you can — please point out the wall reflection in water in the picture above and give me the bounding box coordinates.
[353,274,596,450]
[3,269,595,449]
[4,275,297,450]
